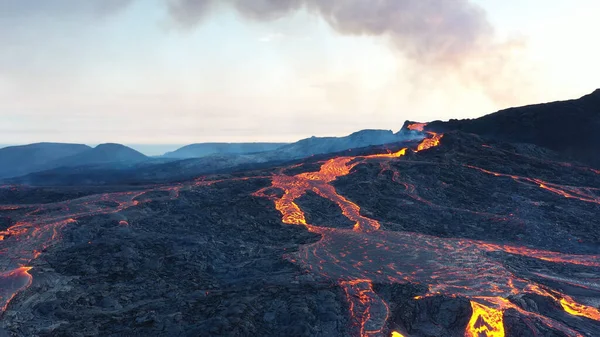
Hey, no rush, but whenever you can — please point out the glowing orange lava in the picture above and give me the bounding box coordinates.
[407,122,444,152]
[416,132,443,152]
[466,301,505,337]
[0,267,32,312]
[256,130,600,337]
[407,123,427,132]
[466,165,600,205]
[342,279,389,336]
[525,284,600,321]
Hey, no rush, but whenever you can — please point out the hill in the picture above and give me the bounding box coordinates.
[56,143,149,167]
[422,89,600,167]
[0,143,91,178]
[163,143,287,159]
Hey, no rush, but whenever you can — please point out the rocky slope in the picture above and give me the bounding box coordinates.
[423,89,600,168]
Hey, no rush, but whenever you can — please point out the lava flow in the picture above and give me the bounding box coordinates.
[256,124,600,337]
[466,301,504,337]
[407,122,443,152]
[0,176,261,314]
[0,267,32,312]
[465,165,600,205]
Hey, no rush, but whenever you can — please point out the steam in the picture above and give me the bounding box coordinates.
[167,0,216,28]
[166,0,528,103]
[0,0,135,19]
[168,0,494,65]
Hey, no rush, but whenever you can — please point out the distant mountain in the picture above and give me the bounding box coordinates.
[0,143,91,178]
[162,143,288,159]
[420,89,600,167]
[56,143,149,167]
[271,129,418,160]
[6,129,423,186]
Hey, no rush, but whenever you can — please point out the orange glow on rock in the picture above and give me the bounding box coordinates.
[466,165,600,205]
[407,123,427,132]
[406,123,443,152]
[526,284,600,321]
[341,279,389,337]
[559,297,600,320]
[0,267,33,312]
[253,130,600,337]
[416,132,443,152]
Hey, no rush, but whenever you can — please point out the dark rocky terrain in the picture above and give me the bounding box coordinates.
[424,89,600,168]
[1,91,599,337]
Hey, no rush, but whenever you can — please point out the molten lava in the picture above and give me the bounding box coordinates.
[466,301,505,337]
[407,122,444,152]
[256,129,600,337]
[466,165,600,205]
[0,267,32,312]
[407,123,427,132]
[342,279,389,336]
[416,132,443,152]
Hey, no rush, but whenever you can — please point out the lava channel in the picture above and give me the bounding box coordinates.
[256,125,600,337]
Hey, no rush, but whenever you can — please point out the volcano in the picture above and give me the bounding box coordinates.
[1,92,600,337]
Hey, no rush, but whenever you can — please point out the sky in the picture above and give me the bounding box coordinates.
[1,0,599,151]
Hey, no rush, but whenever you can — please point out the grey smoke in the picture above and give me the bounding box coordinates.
[167,0,496,66]
[0,0,135,19]
[168,0,216,28]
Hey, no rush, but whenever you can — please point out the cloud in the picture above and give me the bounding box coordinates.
[0,0,135,19]
[233,0,304,20]
[258,32,286,43]
[167,0,216,28]
[166,0,528,104]
[167,0,493,65]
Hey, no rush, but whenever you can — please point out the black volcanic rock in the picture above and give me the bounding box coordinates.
[0,143,91,178]
[333,131,600,253]
[296,191,356,229]
[420,89,600,168]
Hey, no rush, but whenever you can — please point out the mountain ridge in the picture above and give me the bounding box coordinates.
[416,88,600,167]
[163,142,288,159]
[0,143,91,179]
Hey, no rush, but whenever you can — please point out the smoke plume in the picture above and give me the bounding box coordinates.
[168,0,216,28]
[0,0,135,19]
[166,0,528,103]
[168,0,494,65]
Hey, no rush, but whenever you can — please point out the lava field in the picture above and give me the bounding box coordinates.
[1,127,599,337]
